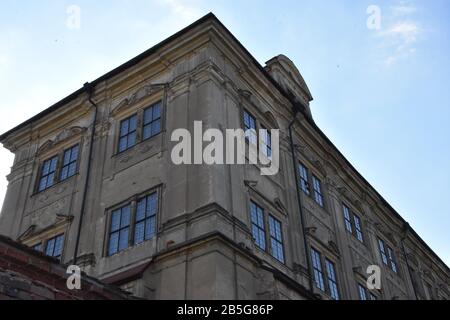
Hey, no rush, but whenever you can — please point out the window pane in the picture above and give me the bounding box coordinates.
[108,232,119,255]
[145,216,156,240]
[111,210,121,232]
[134,222,145,245]
[45,239,55,256]
[118,228,129,251]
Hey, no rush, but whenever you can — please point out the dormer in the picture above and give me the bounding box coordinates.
[265,54,313,118]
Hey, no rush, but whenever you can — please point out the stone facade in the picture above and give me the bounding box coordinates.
[0,13,448,300]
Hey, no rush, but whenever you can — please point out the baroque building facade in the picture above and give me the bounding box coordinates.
[0,13,448,300]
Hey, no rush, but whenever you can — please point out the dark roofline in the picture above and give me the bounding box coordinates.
[0,12,218,142]
[0,12,448,274]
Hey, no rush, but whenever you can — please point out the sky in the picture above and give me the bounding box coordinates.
[0,0,449,265]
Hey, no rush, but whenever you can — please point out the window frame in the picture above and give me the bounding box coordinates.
[298,162,311,196]
[268,214,285,263]
[310,247,341,299]
[115,100,164,155]
[35,143,81,194]
[342,203,365,244]
[142,101,162,141]
[60,144,80,182]
[312,175,324,207]
[378,237,398,274]
[250,201,266,251]
[105,188,161,257]
[44,234,65,260]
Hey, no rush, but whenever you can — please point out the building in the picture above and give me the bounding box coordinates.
[0,235,132,300]
[0,13,448,300]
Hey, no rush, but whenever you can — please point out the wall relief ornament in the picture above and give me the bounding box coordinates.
[110,84,163,117]
[37,126,87,156]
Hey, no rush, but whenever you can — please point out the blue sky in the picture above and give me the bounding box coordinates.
[0,0,449,265]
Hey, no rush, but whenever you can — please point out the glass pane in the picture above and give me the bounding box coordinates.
[144,108,153,124]
[120,119,129,135]
[127,132,136,147]
[110,210,121,232]
[45,239,55,256]
[50,158,58,172]
[153,103,161,119]
[143,124,152,140]
[108,232,119,255]
[134,222,145,245]
[60,167,68,181]
[70,146,79,162]
[39,177,48,192]
[42,161,50,175]
[121,206,131,227]
[145,216,156,240]
[47,173,55,187]
[119,137,127,152]
[129,115,137,131]
[136,198,146,221]
[53,235,64,257]
[118,228,129,251]
[63,150,71,165]
[68,162,77,177]
[147,193,158,216]
[151,119,161,136]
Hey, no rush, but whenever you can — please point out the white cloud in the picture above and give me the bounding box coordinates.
[157,0,202,22]
[374,1,423,66]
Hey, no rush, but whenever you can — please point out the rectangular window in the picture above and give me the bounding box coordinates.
[312,175,324,207]
[325,259,340,300]
[343,204,353,233]
[298,163,310,195]
[45,234,65,259]
[243,110,257,145]
[143,101,162,141]
[32,243,42,252]
[378,238,389,265]
[261,126,272,159]
[60,145,79,181]
[134,192,158,245]
[38,156,58,192]
[250,202,266,250]
[311,248,325,291]
[118,115,137,153]
[269,215,284,263]
[108,205,131,256]
[358,284,368,300]
[353,214,364,243]
[387,246,398,273]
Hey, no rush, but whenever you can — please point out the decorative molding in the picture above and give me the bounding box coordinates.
[37,126,87,156]
[110,84,163,117]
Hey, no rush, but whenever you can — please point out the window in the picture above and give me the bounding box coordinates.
[38,156,58,192]
[298,163,310,195]
[358,284,368,300]
[387,247,398,273]
[143,102,162,141]
[311,248,341,299]
[358,283,377,300]
[243,110,257,145]
[249,201,285,264]
[134,192,158,245]
[378,238,397,273]
[325,259,340,300]
[250,202,266,251]
[32,243,42,252]
[118,115,137,153]
[108,205,131,256]
[343,205,353,233]
[269,215,284,263]
[261,126,272,159]
[60,145,79,181]
[311,248,325,291]
[45,234,65,259]
[107,190,160,256]
[353,214,364,242]
[342,204,364,243]
[312,175,324,207]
